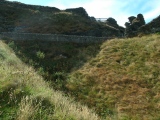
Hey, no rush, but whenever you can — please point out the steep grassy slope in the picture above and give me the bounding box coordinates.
[66,34,160,119]
[0,40,100,120]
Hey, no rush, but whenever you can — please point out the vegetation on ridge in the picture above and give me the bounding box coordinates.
[0,0,121,37]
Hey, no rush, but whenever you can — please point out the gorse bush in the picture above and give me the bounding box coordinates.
[36,50,45,59]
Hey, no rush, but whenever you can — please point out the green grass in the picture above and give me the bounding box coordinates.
[66,34,160,119]
[2,34,160,120]
[0,40,100,120]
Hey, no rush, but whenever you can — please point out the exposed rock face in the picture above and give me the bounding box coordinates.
[128,16,136,23]
[125,13,160,37]
[105,17,125,37]
[105,17,119,28]
[65,7,89,18]
[138,15,160,35]
[137,14,145,25]
[125,13,145,37]
[119,26,125,37]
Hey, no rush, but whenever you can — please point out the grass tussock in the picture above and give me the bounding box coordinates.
[66,34,160,119]
[0,40,100,120]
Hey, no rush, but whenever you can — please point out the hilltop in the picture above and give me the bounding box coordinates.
[138,15,160,35]
[1,0,160,38]
[124,13,160,37]
[0,0,124,37]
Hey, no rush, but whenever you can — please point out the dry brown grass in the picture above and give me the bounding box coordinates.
[67,34,160,119]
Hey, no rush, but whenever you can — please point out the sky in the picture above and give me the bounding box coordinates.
[7,0,160,27]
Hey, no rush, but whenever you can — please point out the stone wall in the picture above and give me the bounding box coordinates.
[0,32,113,43]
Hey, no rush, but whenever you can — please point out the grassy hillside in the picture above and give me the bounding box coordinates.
[0,0,121,37]
[66,34,160,119]
[1,34,160,120]
[0,40,100,120]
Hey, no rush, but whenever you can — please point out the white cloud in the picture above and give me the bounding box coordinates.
[47,0,160,27]
[46,0,86,10]
[82,0,130,26]
[144,1,160,23]
[83,0,114,17]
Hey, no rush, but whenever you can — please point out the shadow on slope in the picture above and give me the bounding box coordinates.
[4,40,102,91]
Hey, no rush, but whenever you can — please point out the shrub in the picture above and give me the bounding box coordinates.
[36,51,45,59]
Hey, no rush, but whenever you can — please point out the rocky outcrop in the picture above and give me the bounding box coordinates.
[105,17,125,37]
[65,7,89,19]
[125,14,145,37]
[105,17,119,28]
[138,15,160,35]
